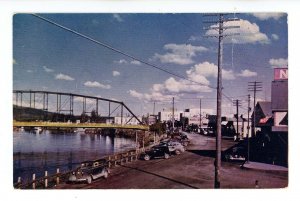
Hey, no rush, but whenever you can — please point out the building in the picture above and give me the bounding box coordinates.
[148,115,158,125]
[271,68,288,132]
[158,109,182,122]
[182,108,211,126]
[253,101,273,133]
[251,68,288,166]
[226,116,251,138]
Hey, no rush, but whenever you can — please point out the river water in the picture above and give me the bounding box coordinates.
[13,130,136,183]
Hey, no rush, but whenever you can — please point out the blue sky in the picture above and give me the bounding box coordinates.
[13,13,288,116]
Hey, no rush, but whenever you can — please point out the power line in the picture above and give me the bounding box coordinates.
[31,13,250,117]
[31,14,216,89]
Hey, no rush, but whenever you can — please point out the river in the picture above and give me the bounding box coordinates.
[13,129,136,183]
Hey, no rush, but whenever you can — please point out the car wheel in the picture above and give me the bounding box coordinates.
[87,175,92,184]
[103,170,108,179]
[144,155,150,161]
[175,150,181,155]
[164,153,170,159]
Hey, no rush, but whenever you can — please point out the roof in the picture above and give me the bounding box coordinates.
[257,101,272,117]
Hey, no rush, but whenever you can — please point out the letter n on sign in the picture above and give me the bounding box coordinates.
[274,68,288,80]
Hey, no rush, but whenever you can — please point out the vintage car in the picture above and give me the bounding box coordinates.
[158,140,185,155]
[224,146,247,162]
[68,159,110,184]
[140,145,171,161]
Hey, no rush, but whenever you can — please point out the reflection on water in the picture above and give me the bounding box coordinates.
[13,130,135,183]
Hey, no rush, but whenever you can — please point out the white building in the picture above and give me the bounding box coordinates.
[183,108,212,126]
[158,109,182,122]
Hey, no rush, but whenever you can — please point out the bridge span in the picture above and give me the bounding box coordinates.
[13,90,143,126]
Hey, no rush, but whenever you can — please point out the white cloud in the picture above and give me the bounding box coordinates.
[153,43,208,65]
[128,61,242,102]
[187,62,235,81]
[113,14,123,22]
[252,13,285,20]
[162,77,212,93]
[269,58,288,68]
[55,73,74,81]
[112,71,120,77]
[271,34,279,41]
[129,90,144,99]
[43,66,54,73]
[74,96,96,105]
[188,35,201,41]
[110,98,120,102]
[84,81,111,89]
[131,60,141,65]
[114,59,128,64]
[237,69,257,77]
[114,59,141,65]
[206,19,270,44]
[129,90,174,102]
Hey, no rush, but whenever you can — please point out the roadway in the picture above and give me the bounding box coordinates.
[56,133,288,189]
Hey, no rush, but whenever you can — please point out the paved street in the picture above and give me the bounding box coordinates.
[57,133,288,189]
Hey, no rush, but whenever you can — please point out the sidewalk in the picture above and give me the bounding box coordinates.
[241,161,288,172]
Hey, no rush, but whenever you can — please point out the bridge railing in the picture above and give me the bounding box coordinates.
[13,121,149,130]
[14,148,147,189]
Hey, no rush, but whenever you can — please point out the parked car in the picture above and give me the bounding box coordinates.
[175,133,190,146]
[68,159,110,184]
[199,128,208,135]
[224,146,246,162]
[140,145,171,161]
[159,140,185,155]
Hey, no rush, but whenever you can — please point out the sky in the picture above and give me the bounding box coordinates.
[13,13,288,116]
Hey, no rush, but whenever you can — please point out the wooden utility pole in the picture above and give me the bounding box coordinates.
[248,81,262,137]
[247,94,251,162]
[172,97,175,132]
[204,13,240,188]
[233,99,241,140]
[199,99,202,128]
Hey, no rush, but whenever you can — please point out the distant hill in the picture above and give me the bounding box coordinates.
[13,105,55,121]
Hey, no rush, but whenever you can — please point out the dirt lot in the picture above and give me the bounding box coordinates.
[56,133,288,189]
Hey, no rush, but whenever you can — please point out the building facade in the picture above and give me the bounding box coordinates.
[271,68,288,132]
[158,110,182,122]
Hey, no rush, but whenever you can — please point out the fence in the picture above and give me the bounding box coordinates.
[14,148,145,189]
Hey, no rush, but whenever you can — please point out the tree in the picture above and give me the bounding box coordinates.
[90,109,98,123]
[150,122,166,135]
[80,112,89,123]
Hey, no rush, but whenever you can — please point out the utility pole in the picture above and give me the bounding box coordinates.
[153,101,156,115]
[233,99,241,140]
[204,13,240,189]
[172,97,175,132]
[247,94,251,162]
[248,81,262,137]
[199,99,202,128]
